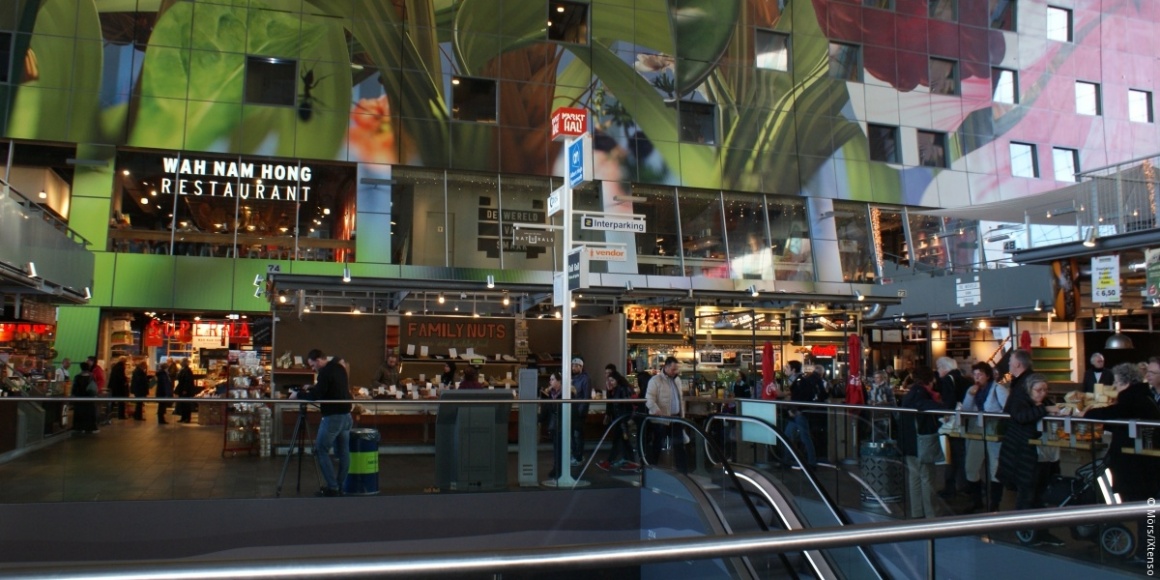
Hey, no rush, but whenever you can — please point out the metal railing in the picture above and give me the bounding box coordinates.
[1,502,1149,579]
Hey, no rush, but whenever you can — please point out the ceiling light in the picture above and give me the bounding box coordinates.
[557,5,565,12]
[438,293,445,304]
[487,275,495,289]
[38,191,47,199]
[278,293,288,304]
[342,264,351,283]
[554,311,561,318]
[140,196,150,205]
[502,292,510,306]
[121,169,130,176]
[931,322,939,330]
[323,208,331,215]
[451,78,461,85]
[1106,321,1134,349]
[1034,299,1043,311]
[854,290,865,301]
[24,262,37,278]
[150,190,157,196]
[194,316,201,321]
[1083,227,1097,248]
[404,311,413,316]
[748,285,758,297]
[978,320,987,329]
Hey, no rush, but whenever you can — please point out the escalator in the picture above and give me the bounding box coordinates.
[633,416,886,579]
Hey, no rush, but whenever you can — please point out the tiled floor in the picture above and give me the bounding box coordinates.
[0,405,633,503]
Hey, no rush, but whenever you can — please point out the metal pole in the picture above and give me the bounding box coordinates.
[557,137,576,487]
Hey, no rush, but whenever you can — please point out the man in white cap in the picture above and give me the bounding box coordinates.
[570,356,592,465]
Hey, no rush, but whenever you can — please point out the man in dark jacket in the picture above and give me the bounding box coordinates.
[108,358,129,419]
[785,363,819,467]
[1082,361,1160,563]
[174,358,197,423]
[293,348,352,497]
[129,361,150,421]
[570,357,592,466]
[899,366,950,518]
[1081,352,1114,394]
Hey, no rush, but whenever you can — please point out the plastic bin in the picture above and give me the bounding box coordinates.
[343,428,381,495]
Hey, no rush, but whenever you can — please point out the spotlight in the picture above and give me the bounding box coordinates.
[438,293,445,304]
[554,311,561,318]
[1083,227,1097,248]
[253,286,264,298]
[1034,299,1043,311]
[253,274,264,286]
[854,290,865,301]
[625,281,633,292]
[978,320,987,329]
[39,191,47,199]
[25,262,37,278]
[502,292,510,306]
[1152,298,1160,308]
[748,285,758,297]
[342,264,351,283]
[278,293,288,304]
[931,322,939,330]
[487,275,495,289]
[83,287,92,300]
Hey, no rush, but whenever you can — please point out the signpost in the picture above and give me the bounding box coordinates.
[550,106,588,487]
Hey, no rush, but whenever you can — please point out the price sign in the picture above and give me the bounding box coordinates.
[1091,255,1120,304]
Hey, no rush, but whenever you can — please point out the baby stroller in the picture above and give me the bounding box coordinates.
[1015,458,1134,557]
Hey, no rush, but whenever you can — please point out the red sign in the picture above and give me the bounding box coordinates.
[811,344,838,358]
[145,319,252,345]
[0,323,53,342]
[551,107,587,141]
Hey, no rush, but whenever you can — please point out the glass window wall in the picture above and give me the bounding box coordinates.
[765,195,812,281]
[112,150,353,261]
[722,192,769,279]
[629,185,682,277]
[677,188,727,278]
[832,201,875,282]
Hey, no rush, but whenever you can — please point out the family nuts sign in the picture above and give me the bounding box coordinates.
[551,107,587,141]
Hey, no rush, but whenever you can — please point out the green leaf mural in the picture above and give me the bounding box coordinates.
[671,0,740,95]
[6,0,103,143]
[128,1,349,157]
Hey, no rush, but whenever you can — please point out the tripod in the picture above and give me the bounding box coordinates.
[276,403,320,497]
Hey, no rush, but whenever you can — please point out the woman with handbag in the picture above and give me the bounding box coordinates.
[899,366,950,518]
[998,372,1063,546]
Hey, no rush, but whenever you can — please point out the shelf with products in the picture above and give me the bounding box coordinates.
[222,376,270,457]
[397,358,523,387]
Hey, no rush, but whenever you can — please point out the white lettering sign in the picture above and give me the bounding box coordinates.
[158,157,313,202]
[580,214,646,233]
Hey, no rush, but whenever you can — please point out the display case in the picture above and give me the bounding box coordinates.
[222,377,267,457]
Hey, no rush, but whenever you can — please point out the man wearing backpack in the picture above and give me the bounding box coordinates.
[784,361,817,467]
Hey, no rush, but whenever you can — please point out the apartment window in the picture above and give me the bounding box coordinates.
[828,42,862,82]
[678,101,716,145]
[1009,142,1038,178]
[917,131,947,168]
[990,68,1018,104]
[990,0,1016,31]
[0,32,11,83]
[548,1,588,45]
[451,77,497,123]
[244,57,296,106]
[1075,81,1101,116]
[868,124,899,163]
[864,0,894,8]
[755,30,790,72]
[1052,147,1079,182]
[1129,89,1154,123]
[930,58,957,96]
[929,0,957,20]
[1046,6,1072,42]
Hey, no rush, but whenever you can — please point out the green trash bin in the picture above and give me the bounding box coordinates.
[343,428,380,495]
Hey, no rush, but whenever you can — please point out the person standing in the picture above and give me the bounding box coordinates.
[962,362,1008,512]
[899,366,948,519]
[130,361,150,421]
[174,358,196,423]
[570,357,592,466]
[71,361,98,434]
[458,366,484,389]
[866,370,896,440]
[935,357,970,499]
[107,358,129,420]
[541,372,565,479]
[154,362,174,424]
[439,361,457,388]
[998,371,1064,546]
[54,358,71,384]
[1082,361,1160,564]
[371,353,401,389]
[292,348,353,497]
[88,356,106,394]
[1081,352,1114,394]
[645,356,686,471]
[597,371,639,472]
[785,362,818,467]
[1145,355,1160,406]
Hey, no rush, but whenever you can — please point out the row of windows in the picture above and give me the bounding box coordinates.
[866,123,1082,182]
